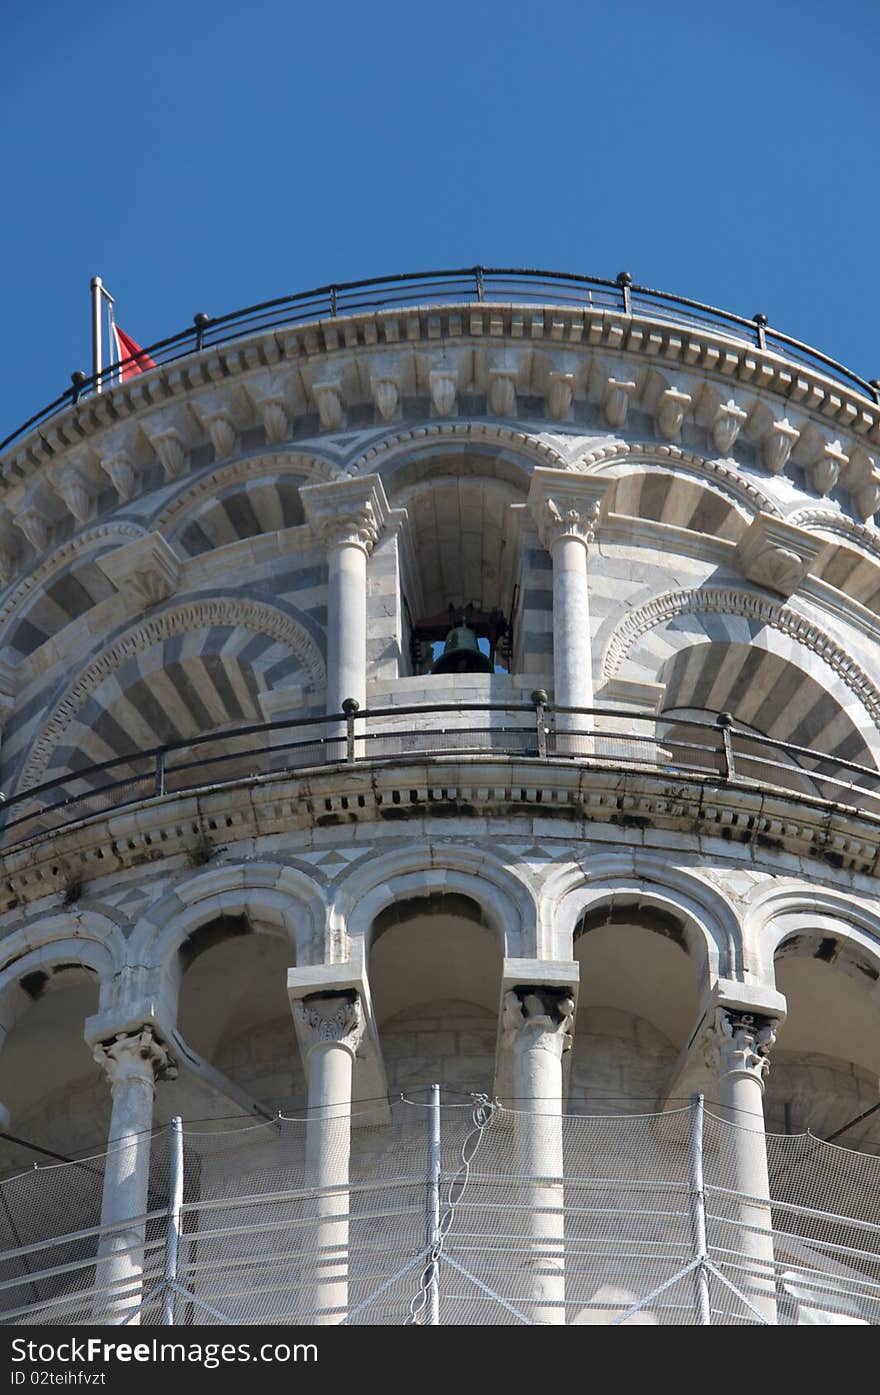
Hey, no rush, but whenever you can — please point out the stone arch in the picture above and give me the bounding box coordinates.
[602,587,880,756]
[347,421,571,483]
[578,441,780,518]
[542,852,740,984]
[153,451,340,552]
[598,465,751,541]
[747,883,880,1142]
[16,597,326,792]
[331,842,537,967]
[128,862,328,986]
[0,522,146,656]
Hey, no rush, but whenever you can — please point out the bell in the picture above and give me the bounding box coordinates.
[430,623,495,675]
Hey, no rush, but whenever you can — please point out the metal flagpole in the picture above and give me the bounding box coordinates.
[162,1117,185,1325]
[91,277,104,392]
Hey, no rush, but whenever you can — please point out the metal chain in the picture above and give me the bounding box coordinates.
[406,1094,495,1325]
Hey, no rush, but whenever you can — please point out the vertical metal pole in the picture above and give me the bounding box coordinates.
[162,1116,184,1326]
[689,1094,712,1326]
[155,749,166,798]
[717,711,735,780]
[427,1083,441,1326]
[91,277,104,392]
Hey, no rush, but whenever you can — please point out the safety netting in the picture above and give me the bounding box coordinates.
[1,1100,878,1326]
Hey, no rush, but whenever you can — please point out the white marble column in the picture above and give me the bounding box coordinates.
[527,471,606,753]
[301,479,389,757]
[502,987,574,1325]
[707,1008,779,1324]
[294,991,365,1324]
[93,1027,176,1323]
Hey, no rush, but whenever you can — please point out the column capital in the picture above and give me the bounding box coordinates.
[502,986,575,1062]
[526,468,608,551]
[705,1008,778,1087]
[294,991,365,1062]
[93,1026,177,1090]
[300,475,390,555]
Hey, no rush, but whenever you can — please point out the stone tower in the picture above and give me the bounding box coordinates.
[0,270,878,1325]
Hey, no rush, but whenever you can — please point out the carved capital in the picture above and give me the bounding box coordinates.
[706,1009,777,1085]
[300,475,390,556]
[502,987,575,1061]
[527,468,607,554]
[93,1026,177,1090]
[294,992,364,1060]
[539,497,600,549]
[603,377,637,429]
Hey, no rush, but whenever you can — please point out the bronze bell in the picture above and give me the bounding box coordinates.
[430,622,495,675]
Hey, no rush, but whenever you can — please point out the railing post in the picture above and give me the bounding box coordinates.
[70,371,89,404]
[193,312,211,352]
[329,286,339,317]
[162,1116,184,1326]
[474,266,485,301]
[753,312,768,350]
[717,711,735,780]
[616,270,633,314]
[689,1094,712,1326]
[342,697,359,763]
[155,749,166,797]
[531,689,548,759]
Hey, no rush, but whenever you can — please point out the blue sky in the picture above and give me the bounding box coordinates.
[2,0,877,442]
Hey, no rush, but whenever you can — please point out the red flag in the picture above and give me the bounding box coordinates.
[111,323,156,379]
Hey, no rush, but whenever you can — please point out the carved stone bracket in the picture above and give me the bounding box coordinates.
[429,370,457,418]
[603,377,637,429]
[705,1008,777,1085]
[313,381,345,432]
[488,368,518,417]
[545,372,575,422]
[99,450,139,503]
[371,375,400,422]
[762,418,800,474]
[51,462,96,525]
[656,388,692,442]
[735,512,827,599]
[97,532,181,610]
[806,439,848,498]
[711,400,748,456]
[294,991,365,1061]
[146,427,187,481]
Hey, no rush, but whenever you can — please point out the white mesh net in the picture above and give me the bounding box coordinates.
[2,1099,879,1326]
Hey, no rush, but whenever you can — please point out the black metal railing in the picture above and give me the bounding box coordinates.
[2,702,879,852]
[3,267,878,455]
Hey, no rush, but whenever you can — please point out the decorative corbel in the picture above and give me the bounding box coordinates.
[488,367,518,417]
[50,462,96,526]
[603,377,637,429]
[97,532,181,610]
[655,387,692,441]
[845,446,880,522]
[99,449,139,503]
[429,369,457,417]
[370,374,400,422]
[313,381,345,431]
[806,439,848,498]
[545,372,575,422]
[762,418,800,474]
[710,399,748,455]
[735,512,826,599]
[146,426,187,481]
